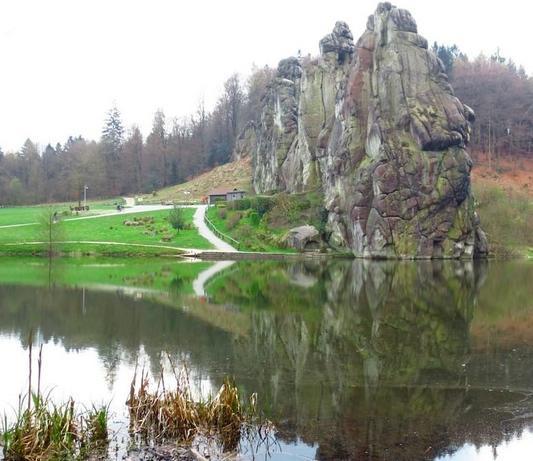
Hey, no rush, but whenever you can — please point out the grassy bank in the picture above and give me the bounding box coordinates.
[0,209,212,256]
[206,192,326,252]
[473,182,532,257]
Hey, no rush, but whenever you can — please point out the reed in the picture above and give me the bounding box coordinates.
[2,339,269,459]
[1,335,109,461]
[127,365,259,452]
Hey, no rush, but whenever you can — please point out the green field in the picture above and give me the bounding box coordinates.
[0,199,123,226]
[0,208,213,255]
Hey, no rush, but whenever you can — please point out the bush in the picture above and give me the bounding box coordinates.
[235,223,253,240]
[167,206,186,232]
[249,211,261,226]
[218,208,227,220]
[250,196,274,217]
[226,212,242,230]
[229,197,251,211]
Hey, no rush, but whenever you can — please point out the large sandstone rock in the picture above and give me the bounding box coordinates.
[242,2,488,259]
[282,225,321,251]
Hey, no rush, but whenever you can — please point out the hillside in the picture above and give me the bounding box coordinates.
[472,155,532,197]
[471,155,532,257]
[140,158,252,203]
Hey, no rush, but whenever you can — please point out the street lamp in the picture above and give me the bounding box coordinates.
[83,185,89,209]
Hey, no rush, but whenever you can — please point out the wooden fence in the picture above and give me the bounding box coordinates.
[204,213,241,250]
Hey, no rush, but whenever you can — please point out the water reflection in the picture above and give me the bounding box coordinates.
[0,257,532,460]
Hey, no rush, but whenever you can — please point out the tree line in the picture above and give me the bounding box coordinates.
[433,43,533,164]
[0,66,274,205]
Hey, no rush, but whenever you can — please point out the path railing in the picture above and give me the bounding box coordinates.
[204,212,241,250]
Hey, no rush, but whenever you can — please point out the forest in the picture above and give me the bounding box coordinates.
[0,66,274,204]
[0,46,532,205]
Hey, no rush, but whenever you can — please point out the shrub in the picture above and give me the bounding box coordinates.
[229,197,251,211]
[235,223,253,240]
[218,208,227,220]
[250,196,274,217]
[226,212,242,230]
[167,206,186,232]
[249,211,261,226]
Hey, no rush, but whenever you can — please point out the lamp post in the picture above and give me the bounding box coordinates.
[83,185,89,209]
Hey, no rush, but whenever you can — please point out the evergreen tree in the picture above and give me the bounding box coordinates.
[431,42,465,76]
[144,110,167,189]
[101,105,124,195]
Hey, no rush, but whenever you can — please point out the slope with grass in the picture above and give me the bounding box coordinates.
[142,158,252,203]
[206,192,326,252]
[471,156,532,258]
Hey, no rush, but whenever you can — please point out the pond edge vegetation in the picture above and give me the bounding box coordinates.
[1,340,270,460]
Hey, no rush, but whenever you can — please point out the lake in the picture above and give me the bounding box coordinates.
[0,257,532,460]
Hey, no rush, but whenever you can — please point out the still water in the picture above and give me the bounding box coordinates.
[0,257,532,460]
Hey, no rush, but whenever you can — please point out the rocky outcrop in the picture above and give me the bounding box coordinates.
[282,225,321,251]
[232,121,257,161]
[243,2,488,259]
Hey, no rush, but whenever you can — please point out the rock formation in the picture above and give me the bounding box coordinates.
[282,225,321,251]
[242,2,488,259]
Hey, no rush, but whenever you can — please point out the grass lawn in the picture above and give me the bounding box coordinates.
[0,199,123,226]
[0,208,213,255]
[0,256,212,295]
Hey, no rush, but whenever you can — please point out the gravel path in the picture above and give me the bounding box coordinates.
[192,205,237,252]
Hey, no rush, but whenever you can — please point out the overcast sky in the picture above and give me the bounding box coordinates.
[0,0,531,152]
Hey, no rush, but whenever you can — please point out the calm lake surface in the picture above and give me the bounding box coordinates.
[0,257,532,460]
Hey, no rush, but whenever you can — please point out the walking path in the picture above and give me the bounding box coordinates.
[193,205,237,252]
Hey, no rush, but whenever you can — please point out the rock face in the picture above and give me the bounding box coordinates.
[245,2,488,259]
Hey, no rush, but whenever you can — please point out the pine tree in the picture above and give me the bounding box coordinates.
[101,105,124,195]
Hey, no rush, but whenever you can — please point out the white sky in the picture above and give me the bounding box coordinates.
[0,0,531,152]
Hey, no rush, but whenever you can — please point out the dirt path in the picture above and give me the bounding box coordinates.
[193,205,237,252]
